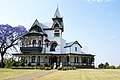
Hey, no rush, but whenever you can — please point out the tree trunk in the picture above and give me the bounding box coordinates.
[0,53,5,68]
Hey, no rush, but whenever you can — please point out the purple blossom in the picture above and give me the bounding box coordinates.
[0,24,27,47]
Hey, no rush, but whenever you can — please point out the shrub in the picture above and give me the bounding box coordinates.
[27,63,31,66]
[98,62,110,69]
[67,66,73,70]
[44,67,51,70]
[12,62,19,66]
[37,63,40,66]
[3,58,16,68]
[98,63,104,69]
[73,66,76,70]
[62,66,68,70]
[106,65,116,69]
[44,63,49,67]
[57,66,76,70]
[20,62,25,66]
[58,67,62,70]
[117,65,120,69]
[39,66,44,70]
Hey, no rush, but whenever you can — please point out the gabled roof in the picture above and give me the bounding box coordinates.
[24,19,47,36]
[64,41,82,48]
[52,20,62,28]
[29,19,44,32]
[32,19,40,27]
[54,7,61,18]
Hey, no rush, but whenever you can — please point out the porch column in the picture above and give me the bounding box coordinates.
[81,57,83,65]
[29,56,31,63]
[66,55,70,65]
[87,57,90,65]
[68,55,70,65]
[79,56,82,65]
[63,56,66,66]
[35,55,37,64]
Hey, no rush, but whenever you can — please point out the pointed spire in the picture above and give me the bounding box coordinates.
[32,19,40,27]
[54,5,61,18]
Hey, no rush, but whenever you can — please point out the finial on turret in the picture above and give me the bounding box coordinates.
[54,4,61,18]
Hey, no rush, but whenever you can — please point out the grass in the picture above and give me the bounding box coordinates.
[33,69,120,80]
[1,69,120,80]
[0,68,41,80]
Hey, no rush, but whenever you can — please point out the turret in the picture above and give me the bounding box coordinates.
[52,7,64,32]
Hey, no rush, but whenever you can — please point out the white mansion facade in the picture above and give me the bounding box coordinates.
[13,7,95,68]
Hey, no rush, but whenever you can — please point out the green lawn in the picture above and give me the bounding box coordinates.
[0,68,41,80]
[34,69,120,80]
[1,69,120,80]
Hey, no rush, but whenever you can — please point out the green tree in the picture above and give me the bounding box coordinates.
[104,62,109,68]
[98,63,104,68]
[0,24,27,68]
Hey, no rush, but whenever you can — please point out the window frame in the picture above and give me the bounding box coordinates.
[75,47,77,51]
[54,33,60,37]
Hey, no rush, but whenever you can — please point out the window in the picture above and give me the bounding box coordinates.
[75,47,77,51]
[31,56,35,63]
[32,40,36,47]
[54,29,60,37]
[54,30,59,32]
[54,33,60,37]
[50,42,57,51]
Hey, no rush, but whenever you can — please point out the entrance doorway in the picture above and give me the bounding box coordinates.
[51,56,57,64]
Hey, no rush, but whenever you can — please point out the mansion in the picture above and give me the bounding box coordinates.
[13,7,95,68]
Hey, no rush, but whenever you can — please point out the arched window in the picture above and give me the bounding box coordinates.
[50,41,58,51]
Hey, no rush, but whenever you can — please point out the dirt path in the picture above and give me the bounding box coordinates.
[6,70,55,80]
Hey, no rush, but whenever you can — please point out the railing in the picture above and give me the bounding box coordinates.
[20,46,43,53]
[22,44,41,47]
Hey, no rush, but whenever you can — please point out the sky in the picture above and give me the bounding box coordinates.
[0,0,120,67]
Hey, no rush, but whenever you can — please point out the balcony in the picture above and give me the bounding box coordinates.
[20,46,43,53]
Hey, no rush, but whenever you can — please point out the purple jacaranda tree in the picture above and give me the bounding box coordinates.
[0,24,27,68]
